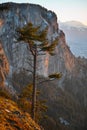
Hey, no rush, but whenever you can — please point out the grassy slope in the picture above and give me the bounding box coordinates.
[0,96,41,130]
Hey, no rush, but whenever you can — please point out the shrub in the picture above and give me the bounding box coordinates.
[0,87,12,99]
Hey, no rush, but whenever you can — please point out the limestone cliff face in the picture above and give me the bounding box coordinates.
[0,2,75,77]
[0,3,58,76]
[0,43,9,86]
[0,3,87,106]
[48,30,76,74]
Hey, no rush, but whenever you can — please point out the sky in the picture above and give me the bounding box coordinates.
[0,0,87,25]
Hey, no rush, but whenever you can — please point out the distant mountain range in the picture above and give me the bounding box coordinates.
[59,21,87,58]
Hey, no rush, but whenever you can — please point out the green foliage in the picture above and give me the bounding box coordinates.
[17,97,31,113]
[17,22,60,120]
[17,22,58,55]
[35,98,48,123]
[17,84,33,113]
[40,38,58,55]
[17,22,48,43]
[19,84,33,99]
[17,84,48,123]
[49,73,62,79]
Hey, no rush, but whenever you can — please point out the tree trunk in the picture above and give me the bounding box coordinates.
[31,46,37,119]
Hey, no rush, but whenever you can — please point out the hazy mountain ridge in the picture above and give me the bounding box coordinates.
[0,3,87,130]
[59,21,87,28]
[59,21,87,58]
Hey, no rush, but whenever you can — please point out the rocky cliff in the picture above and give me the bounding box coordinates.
[0,3,76,78]
[0,2,58,76]
[0,2,87,105]
[0,3,87,130]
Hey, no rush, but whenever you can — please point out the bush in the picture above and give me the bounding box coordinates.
[0,87,12,99]
[17,84,48,123]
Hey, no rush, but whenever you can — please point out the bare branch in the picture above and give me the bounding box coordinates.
[25,60,34,68]
[26,58,33,61]
[37,53,46,56]
[23,68,33,73]
[37,78,55,85]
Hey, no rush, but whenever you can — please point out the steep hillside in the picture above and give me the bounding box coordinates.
[0,96,41,130]
[0,2,87,130]
[38,80,87,130]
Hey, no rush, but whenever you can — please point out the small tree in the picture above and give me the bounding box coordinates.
[17,22,61,119]
[18,83,48,123]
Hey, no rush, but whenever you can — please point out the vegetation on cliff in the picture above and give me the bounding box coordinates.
[0,2,87,130]
[0,91,41,130]
[17,22,60,120]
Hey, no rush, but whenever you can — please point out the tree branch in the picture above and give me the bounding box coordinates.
[23,68,33,73]
[37,78,55,85]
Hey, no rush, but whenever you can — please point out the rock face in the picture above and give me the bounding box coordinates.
[0,43,9,87]
[0,3,75,76]
[0,2,58,76]
[0,2,87,106]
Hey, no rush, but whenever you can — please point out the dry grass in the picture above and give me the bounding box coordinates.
[0,96,41,130]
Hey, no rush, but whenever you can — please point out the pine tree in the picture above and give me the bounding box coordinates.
[0,3,9,11]
[17,22,61,119]
[18,83,48,123]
